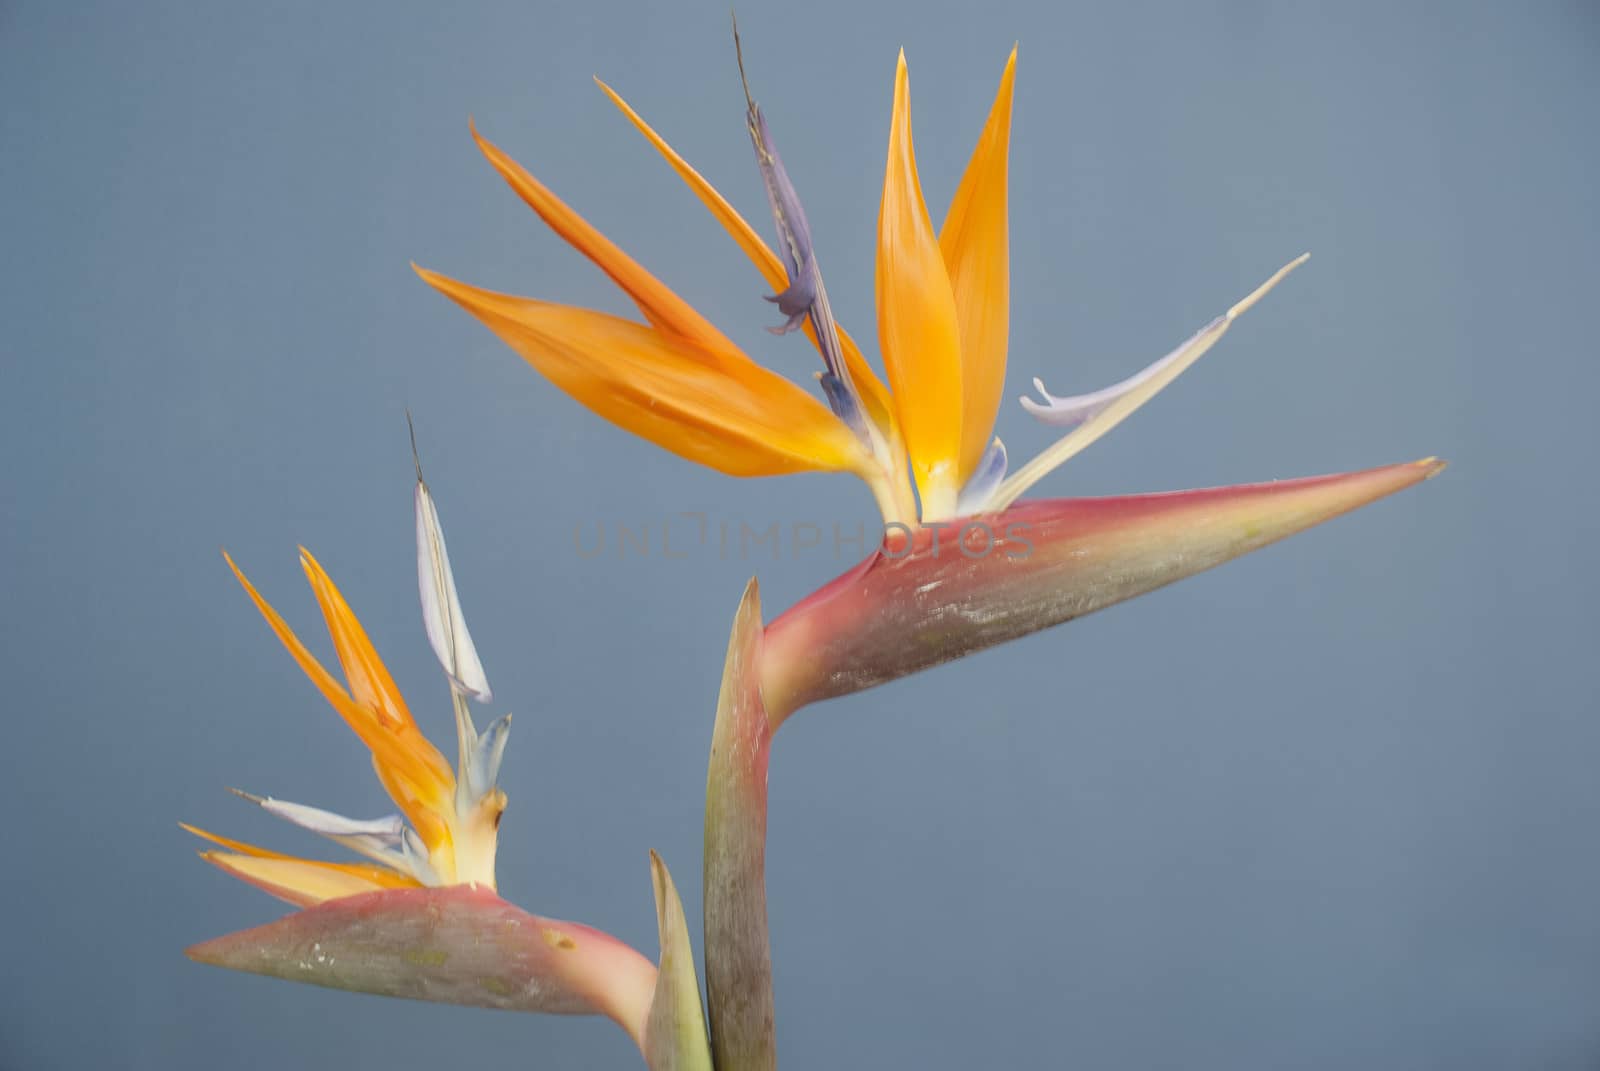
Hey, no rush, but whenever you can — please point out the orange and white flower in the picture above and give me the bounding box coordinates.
[417,48,1305,529]
[187,449,509,905]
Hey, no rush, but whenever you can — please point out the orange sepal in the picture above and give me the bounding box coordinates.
[415,267,867,478]
[940,47,1016,483]
[221,553,454,843]
[876,52,966,517]
[184,824,418,908]
[594,78,899,440]
[470,121,744,371]
[295,548,415,730]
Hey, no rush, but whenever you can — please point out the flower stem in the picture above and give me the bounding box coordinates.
[703,579,776,1071]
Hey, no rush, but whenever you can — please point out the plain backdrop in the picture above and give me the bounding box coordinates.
[3,1,1597,1068]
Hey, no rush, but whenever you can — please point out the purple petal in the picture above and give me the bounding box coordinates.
[762,253,818,331]
[733,22,857,400]
[748,108,815,290]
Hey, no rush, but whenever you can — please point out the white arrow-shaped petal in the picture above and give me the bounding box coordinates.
[227,789,438,883]
[413,458,492,704]
[994,254,1308,510]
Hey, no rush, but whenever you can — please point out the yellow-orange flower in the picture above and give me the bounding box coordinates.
[188,461,508,906]
[418,48,1303,527]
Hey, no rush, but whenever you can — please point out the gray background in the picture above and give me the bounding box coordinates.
[2,1,1596,1068]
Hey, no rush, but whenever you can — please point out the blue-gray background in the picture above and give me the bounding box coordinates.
[3,1,1596,1068]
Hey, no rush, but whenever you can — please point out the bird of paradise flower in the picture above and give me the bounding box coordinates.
[187,436,508,904]
[188,34,1443,1071]
[185,434,701,1062]
[409,47,1442,1070]
[416,42,1325,533]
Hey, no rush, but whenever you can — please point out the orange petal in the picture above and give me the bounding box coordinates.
[877,52,966,518]
[415,267,867,478]
[469,122,743,372]
[185,824,418,908]
[201,852,415,907]
[294,547,414,730]
[593,78,899,439]
[222,553,454,831]
[296,552,456,838]
[939,47,1016,485]
[371,755,452,855]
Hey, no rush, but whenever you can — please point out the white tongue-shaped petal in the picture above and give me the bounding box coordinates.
[994,254,1308,510]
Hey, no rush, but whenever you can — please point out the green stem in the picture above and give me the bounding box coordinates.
[702,579,775,1071]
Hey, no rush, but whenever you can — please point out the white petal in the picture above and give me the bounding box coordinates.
[1021,353,1176,429]
[229,789,435,881]
[251,794,406,842]
[991,254,1309,510]
[954,438,1009,517]
[415,477,492,703]
[466,712,513,801]
[400,827,443,886]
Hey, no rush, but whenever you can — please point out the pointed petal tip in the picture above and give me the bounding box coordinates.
[592,77,626,111]
[412,263,460,298]
[412,263,458,299]
[1227,252,1310,318]
[221,549,257,589]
